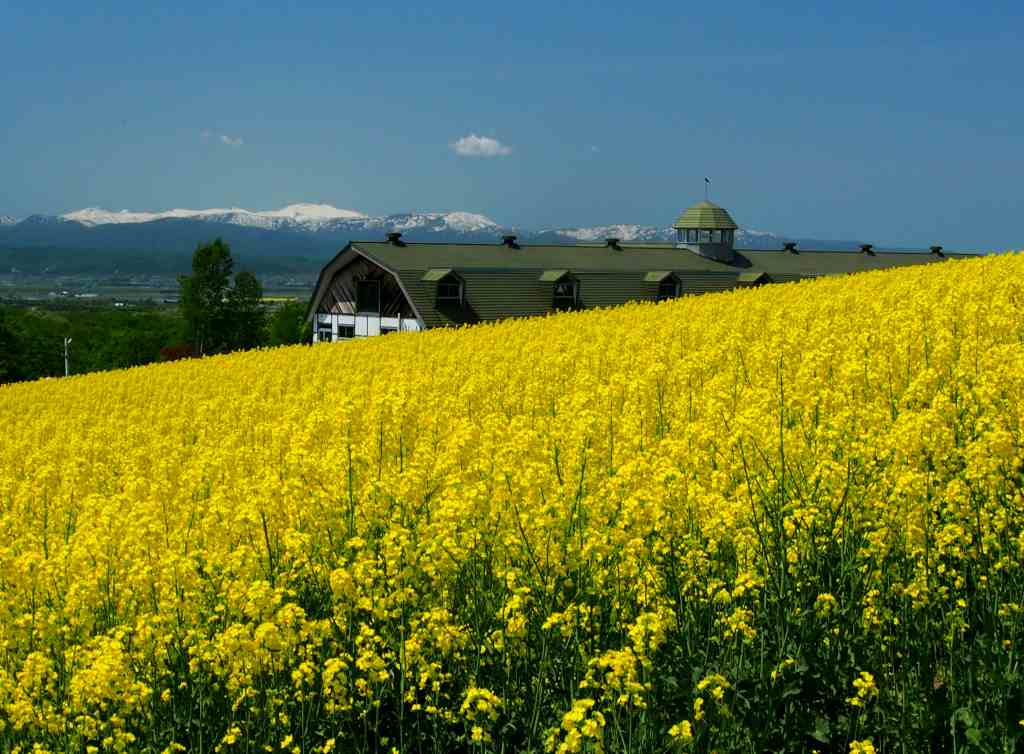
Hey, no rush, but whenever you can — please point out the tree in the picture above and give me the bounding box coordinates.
[0,313,22,383]
[179,239,267,354]
[268,300,312,346]
[229,270,266,350]
[179,239,233,355]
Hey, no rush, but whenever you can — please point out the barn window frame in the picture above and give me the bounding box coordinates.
[355,279,381,314]
[435,273,464,305]
[553,276,580,311]
[657,274,682,301]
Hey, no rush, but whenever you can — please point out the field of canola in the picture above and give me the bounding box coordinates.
[2,253,1024,754]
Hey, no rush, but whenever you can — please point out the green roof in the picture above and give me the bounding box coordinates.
[738,271,771,284]
[308,240,974,328]
[643,270,673,282]
[421,268,453,281]
[539,269,569,281]
[672,200,738,230]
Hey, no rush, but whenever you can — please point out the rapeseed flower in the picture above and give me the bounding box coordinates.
[1,252,1022,751]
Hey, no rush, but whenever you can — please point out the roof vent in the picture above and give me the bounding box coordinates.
[502,234,520,249]
[930,245,944,256]
[386,231,404,246]
[783,241,798,253]
[606,238,622,250]
[860,243,875,256]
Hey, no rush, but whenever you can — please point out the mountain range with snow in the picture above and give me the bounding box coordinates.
[61,203,369,230]
[0,203,865,276]
[4,202,807,243]
[55,203,503,235]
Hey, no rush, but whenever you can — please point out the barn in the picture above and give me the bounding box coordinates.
[306,200,966,343]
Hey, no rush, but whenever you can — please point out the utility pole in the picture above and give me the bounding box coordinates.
[64,336,72,377]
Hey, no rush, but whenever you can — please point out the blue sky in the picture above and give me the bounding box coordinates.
[2,0,1022,249]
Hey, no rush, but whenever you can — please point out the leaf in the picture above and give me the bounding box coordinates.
[953,706,976,728]
[810,716,831,743]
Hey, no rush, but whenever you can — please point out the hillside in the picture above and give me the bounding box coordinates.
[1,253,1023,753]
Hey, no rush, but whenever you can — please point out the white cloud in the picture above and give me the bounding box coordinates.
[451,133,512,157]
[201,130,243,147]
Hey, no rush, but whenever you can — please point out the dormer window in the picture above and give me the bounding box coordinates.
[436,276,463,305]
[553,278,579,310]
[657,274,681,301]
[645,271,681,301]
[423,269,464,306]
[538,269,579,311]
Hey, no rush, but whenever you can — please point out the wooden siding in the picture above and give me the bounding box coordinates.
[316,256,417,319]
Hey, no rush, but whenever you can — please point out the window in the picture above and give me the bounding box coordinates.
[657,276,681,301]
[337,325,355,340]
[317,326,332,342]
[553,278,579,311]
[381,327,397,335]
[355,279,381,313]
[436,276,463,304]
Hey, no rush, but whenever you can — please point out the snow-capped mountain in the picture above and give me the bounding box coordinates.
[62,203,368,231]
[362,211,500,234]
[55,203,502,236]
[548,224,791,246]
[0,215,17,226]
[552,224,668,242]
[0,202,865,276]
[41,202,803,246]
[41,202,802,243]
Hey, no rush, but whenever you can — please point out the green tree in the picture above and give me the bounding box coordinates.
[0,313,23,383]
[179,239,267,354]
[179,239,234,355]
[229,270,266,350]
[267,300,312,346]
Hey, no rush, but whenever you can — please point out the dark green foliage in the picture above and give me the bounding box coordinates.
[179,239,235,355]
[0,305,185,383]
[178,239,269,354]
[228,270,266,350]
[268,300,312,346]
[0,312,23,382]
[1,240,279,385]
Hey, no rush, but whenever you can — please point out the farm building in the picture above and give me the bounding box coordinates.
[307,200,967,342]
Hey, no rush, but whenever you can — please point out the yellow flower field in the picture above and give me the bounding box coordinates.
[2,253,1023,753]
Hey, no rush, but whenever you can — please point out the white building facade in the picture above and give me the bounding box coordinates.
[314,312,422,342]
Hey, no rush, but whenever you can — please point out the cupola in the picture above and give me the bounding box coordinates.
[672,200,739,262]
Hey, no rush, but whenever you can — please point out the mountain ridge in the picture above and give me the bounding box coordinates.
[0,203,868,276]
[6,202,844,246]
[61,203,369,229]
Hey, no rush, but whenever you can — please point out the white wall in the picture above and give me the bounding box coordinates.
[314,313,423,343]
